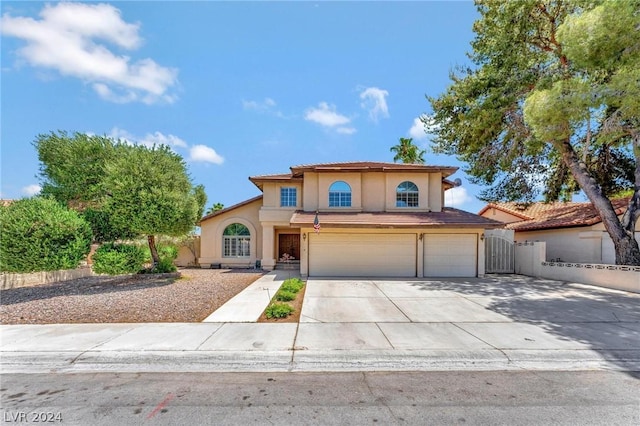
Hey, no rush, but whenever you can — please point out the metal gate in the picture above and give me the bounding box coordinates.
[485,229,515,273]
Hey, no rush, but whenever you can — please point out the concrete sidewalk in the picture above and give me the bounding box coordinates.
[2,274,639,374]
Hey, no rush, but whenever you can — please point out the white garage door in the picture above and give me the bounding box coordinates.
[424,234,477,277]
[309,233,416,277]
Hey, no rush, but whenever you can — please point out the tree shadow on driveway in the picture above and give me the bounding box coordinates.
[407,275,640,374]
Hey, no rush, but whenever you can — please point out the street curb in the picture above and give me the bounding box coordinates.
[3,349,639,374]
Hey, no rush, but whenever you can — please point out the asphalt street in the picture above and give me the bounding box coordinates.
[2,370,639,425]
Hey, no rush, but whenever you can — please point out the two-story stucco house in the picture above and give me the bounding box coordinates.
[199,162,503,278]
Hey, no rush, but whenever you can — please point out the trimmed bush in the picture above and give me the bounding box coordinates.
[265,302,295,319]
[275,290,296,302]
[140,257,177,274]
[0,197,92,273]
[280,278,305,293]
[92,243,146,275]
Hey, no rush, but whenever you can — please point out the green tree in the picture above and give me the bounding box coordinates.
[206,202,224,215]
[0,197,92,272]
[427,0,640,265]
[35,132,206,266]
[35,131,134,242]
[102,144,206,264]
[390,137,426,164]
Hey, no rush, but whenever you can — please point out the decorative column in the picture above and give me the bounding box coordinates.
[261,224,276,270]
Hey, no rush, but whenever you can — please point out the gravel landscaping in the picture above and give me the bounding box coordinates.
[0,268,264,324]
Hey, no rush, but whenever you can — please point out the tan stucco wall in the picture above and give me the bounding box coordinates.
[291,171,445,213]
[298,227,486,278]
[199,198,263,267]
[175,237,200,267]
[516,227,602,263]
[261,182,303,209]
[480,208,524,223]
[361,172,385,212]
[516,215,640,265]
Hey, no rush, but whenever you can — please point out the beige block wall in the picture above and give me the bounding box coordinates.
[199,198,263,267]
[515,227,602,263]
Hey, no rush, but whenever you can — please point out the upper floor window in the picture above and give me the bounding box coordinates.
[396,181,419,207]
[280,187,297,207]
[223,223,250,257]
[329,181,352,207]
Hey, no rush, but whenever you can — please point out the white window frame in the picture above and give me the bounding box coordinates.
[396,181,419,207]
[280,187,297,207]
[329,181,352,207]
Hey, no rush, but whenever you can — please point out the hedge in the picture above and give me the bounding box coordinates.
[0,197,92,273]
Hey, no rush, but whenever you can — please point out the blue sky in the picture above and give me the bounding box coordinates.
[1,1,486,213]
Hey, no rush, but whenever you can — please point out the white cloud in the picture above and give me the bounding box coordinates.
[1,2,178,104]
[359,87,389,122]
[243,97,276,110]
[242,97,284,117]
[408,117,427,140]
[108,128,222,164]
[109,128,187,149]
[444,186,474,208]
[142,132,188,148]
[336,127,357,135]
[305,102,351,128]
[189,145,224,164]
[22,184,41,196]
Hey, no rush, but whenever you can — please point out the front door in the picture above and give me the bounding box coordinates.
[278,234,300,261]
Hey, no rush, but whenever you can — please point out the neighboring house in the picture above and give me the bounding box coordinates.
[199,162,502,278]
[478,198,639,264]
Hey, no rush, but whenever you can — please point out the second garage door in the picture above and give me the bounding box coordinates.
[423,234,477,277]
[309,233,416,277]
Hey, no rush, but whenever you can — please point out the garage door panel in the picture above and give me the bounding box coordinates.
[310,233,416,277]
[424,234,477,277]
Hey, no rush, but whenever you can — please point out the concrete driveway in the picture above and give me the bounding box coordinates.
[294,275,640,368]
[2,274,639,373]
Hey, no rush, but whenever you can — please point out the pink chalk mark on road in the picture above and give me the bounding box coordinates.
[146,393,175,420]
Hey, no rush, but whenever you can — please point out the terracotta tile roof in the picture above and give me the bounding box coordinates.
[482,198,630,231]
[249,173,294,181]
[289,161,458,178]
[290,209,504,229]
[199,195,263,223]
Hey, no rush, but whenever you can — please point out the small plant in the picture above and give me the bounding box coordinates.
[275,290,296,302]
[280,278,305,293]
[265,302,295,319]
[140,257,177,274]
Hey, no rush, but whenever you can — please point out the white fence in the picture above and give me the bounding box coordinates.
[515,241,640,293]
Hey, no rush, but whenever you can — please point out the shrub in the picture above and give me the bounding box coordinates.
[265,302,295,319]
[280,278,305,293]
[140,242,179,263]
[0,197,92,273]
[275,290,296,302]
[141,257,177,274]
[92,243,146,275]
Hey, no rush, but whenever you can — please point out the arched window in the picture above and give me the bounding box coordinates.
[223,223,250,257]
[396,181,419,207]
[329,181,351,207]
